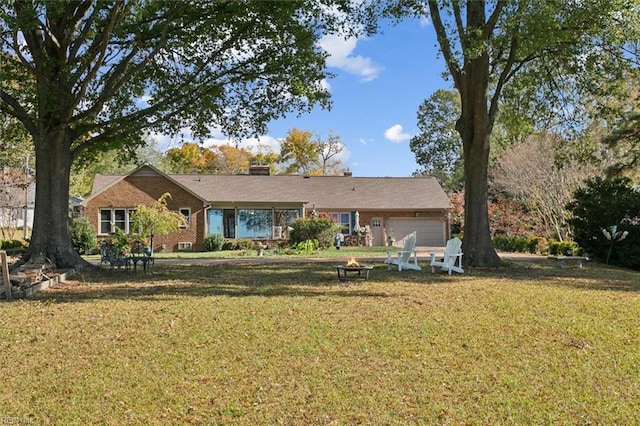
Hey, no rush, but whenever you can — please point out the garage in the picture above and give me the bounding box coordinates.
[386,218,445,247]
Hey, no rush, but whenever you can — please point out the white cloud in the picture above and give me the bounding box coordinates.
[384,124,411,143]
[317,34,381,82]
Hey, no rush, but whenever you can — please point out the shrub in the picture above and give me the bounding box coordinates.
[547,239,578,256]
[0,239,28,251]
[567,176,640,269]
[289,216,339,249]
[70,217,98,255]
[222,239,254,251]
[526,236,542,254]
[203,234,225,251]
[295,239,319,254]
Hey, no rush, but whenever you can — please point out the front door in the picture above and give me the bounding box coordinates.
[371,218,383,246]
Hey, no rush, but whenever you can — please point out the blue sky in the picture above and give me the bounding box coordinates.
[159,17,452,177]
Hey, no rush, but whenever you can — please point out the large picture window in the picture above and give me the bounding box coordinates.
[237,208,272,238]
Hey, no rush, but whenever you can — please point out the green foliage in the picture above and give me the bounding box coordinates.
[546,239,579,256]
[129,193,187,243]
[222,239,255,251]
[289,216,339,249]
[203,234,225,252]
[295,239,319,254]
[0,239,28,251]
[410,89,464,191]
[492,235,579,256]
[69,217,98,255]
[1,1,378,267]
[567,177,640,269]
[110,227,130,255]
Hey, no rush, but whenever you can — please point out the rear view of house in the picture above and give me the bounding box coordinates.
[82,165,451,252]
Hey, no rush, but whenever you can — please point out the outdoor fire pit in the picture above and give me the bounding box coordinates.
[334,258,373,282]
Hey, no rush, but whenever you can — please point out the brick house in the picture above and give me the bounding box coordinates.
[82,164,452,252]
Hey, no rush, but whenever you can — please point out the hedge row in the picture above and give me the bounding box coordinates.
[492,235,579,256]
[0,239,28,250]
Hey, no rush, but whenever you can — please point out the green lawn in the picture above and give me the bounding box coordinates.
[1,255,639,425]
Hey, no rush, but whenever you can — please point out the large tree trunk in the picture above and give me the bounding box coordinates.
[29,132,90,270]
[456,1,501,267]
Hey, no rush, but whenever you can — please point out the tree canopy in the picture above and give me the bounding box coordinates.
[396,0,640,266]
[410,89,464,192]
[0,0,376,268]
[279,128,345,175]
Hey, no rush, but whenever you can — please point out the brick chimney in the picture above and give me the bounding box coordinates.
[343,170,353,177]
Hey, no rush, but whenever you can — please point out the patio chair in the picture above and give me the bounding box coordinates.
[429,237,464,275]
[384,232,421,271]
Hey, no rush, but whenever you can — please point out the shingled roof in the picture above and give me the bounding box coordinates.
[89,165,450,211]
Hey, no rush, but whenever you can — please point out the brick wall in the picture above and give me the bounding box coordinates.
[84,175,206,252]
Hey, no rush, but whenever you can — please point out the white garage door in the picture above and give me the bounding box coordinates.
[386,218,445,247]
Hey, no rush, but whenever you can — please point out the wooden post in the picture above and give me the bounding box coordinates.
[1,250,12,301]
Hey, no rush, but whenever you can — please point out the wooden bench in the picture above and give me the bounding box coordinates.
[548,255,589,268]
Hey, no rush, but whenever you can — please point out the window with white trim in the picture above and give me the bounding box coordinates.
[179,208,191,227]
[329,212,351,234]
[99,208,134,235]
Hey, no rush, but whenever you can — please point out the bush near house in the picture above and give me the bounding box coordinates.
[222,239,255,251]
[70,217,98,255]
[289,215,339,249]
[203,234,225,251]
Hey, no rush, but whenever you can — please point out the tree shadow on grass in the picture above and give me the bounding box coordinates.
[33,257,640,303]
[470,257,640,292]
[36,262,398,302]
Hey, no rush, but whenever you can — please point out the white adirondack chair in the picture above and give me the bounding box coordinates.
[384,232,421,271]
[430,237,464,275]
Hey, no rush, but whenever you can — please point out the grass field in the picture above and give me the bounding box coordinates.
[1,253,639,425]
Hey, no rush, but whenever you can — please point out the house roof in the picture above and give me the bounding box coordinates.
[89,166,451,211]
[85,164,207,206]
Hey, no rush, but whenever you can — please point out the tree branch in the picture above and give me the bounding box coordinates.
[428,1,462,90]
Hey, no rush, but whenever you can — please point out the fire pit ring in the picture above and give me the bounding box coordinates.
[334,264,373,282]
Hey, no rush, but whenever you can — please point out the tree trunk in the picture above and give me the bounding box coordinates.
[457,1,501,267]
[29,132,90,270]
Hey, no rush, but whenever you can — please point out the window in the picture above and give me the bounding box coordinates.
[237,208,272,238]
[207,208,236,238]
[179,208,191,227]
[178,242,193,251]
[99,208,134,235]
[329,212,351,234]
[274,209,300,239]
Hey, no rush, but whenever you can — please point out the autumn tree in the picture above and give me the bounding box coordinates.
[279,128,320,174]
[0,1,375,268]
[317,131,345,175]
[214,145,253,175]
[397,0,639,266]
[165,143,219,174]
[279,128,345,175]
